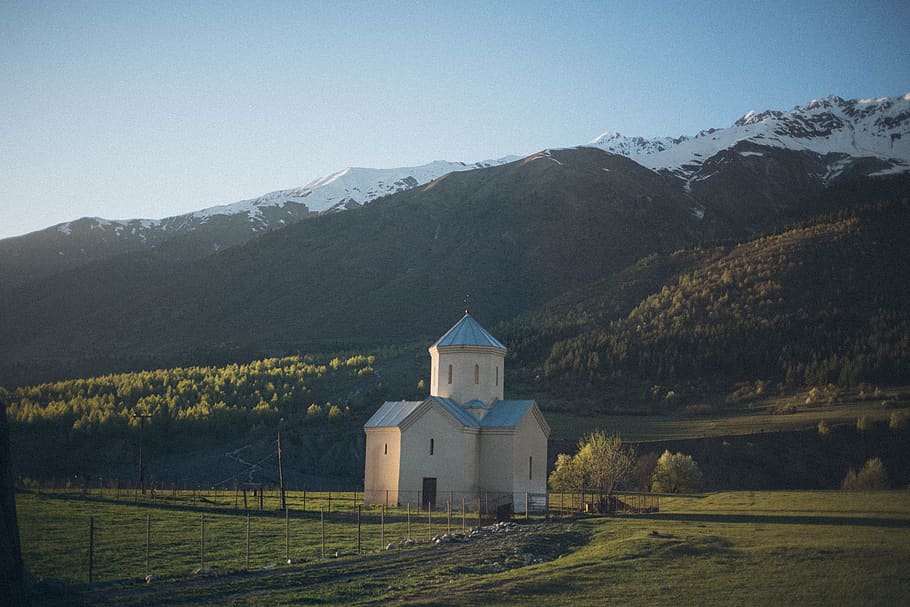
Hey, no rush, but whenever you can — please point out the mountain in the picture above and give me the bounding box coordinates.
[591,94,910,181]
[0,159,513,288]
[1,93,908,388]
[0,148,716,384]
[590,94,910,231]
[531,194,910,398]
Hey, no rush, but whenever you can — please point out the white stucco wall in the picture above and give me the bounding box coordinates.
[477,428,514,494]
[509,409,549,508]
[429,345,505,405]
[397,403,475,507]
[363,428,401,506]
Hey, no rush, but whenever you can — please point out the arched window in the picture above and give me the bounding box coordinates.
[474,364,479,384]
[447,364,453,385]
[430,438,435,456]
[529,455,533,480]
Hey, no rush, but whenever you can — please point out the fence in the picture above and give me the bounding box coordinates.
[17,485,659,584]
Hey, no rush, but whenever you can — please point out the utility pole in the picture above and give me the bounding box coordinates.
[133,412,152,494]
[277,431,286,511]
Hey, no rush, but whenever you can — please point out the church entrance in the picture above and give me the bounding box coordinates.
[422,477,437,510]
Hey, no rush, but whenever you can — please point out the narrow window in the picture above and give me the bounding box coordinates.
[474,364,479,384]
[495,366,499,386]
[384,443,388,455]
[529,455,533,480]
[430,438,434,456]
[447,364,452,385]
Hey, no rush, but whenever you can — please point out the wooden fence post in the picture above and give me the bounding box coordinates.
[407,503,411,539]
[285,507,290,564]
[88,516,94,584]
[145,513,151,578]
[357,506,362,553]
[381,505,385,550]
[320,507,325,559]
[246,513,251,570]
[200,513,206,570]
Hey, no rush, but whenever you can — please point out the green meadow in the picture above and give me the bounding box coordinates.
[18,489,910,606]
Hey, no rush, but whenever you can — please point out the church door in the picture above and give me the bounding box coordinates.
[422,477,437,510]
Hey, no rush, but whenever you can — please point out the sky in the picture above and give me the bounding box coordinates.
[1,1,908,239]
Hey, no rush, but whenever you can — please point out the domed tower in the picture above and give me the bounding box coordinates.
[428,313,506,405]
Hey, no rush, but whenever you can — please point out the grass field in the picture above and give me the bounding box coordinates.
[18,489,910,606]
[546,388,908,443]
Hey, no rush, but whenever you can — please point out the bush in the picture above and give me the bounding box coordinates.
[889,410,907,430]
[817,420,830,436]
[856,416,872,432]
[842,458,889,490]
[651,450,703,493]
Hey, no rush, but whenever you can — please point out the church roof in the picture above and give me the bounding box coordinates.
[432,313,506,350]
[363,400,423,428]
[477,400,537,427]
[364,397,541,430]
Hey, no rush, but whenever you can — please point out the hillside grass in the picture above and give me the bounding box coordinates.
[18,490,910,606]
[545,387,908,443]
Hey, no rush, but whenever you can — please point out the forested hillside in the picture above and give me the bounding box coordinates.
[528,198,910,402]
[5,352,428,484]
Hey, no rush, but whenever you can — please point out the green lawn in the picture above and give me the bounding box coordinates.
[18,490,910,606]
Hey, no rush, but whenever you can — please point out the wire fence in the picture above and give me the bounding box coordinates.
[17,485,659,584]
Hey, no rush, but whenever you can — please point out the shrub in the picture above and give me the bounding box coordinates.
[842,458,889,490]
[889,410,907,430]
[651,450,703,493]
[856,416,872,432]
[817,420,830,436]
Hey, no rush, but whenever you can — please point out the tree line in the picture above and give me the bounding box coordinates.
[7,354,377,442]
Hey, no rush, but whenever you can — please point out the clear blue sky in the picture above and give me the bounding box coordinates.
[1,0,908,239]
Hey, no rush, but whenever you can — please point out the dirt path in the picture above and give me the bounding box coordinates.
[37,522,588,606]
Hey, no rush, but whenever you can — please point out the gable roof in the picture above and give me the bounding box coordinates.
[364,400,423,428]
[477,400,536,427]
[364,396,547,434]
[432,313,506,350]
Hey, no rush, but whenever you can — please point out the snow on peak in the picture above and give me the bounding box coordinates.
[168,156,518,228]
[587,93,910,178]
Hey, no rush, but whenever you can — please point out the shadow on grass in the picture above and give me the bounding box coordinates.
[641,512,910,528]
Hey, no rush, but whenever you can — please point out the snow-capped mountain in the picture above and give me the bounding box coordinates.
[4,93,908,288]
[0,159,514,286]
[53,158,515,238]
[589,94,910,183]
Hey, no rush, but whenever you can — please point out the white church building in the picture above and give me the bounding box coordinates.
[363,313,550,514]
